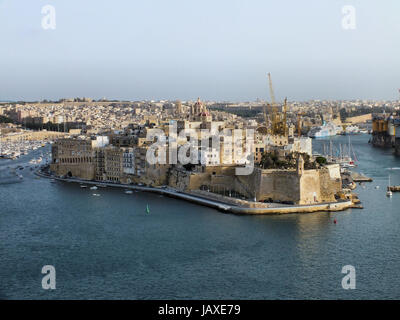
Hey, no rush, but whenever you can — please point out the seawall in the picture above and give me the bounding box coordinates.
[35,169,353,215]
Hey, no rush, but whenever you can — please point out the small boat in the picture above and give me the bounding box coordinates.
[90,186,98,190]
[375,186,380,189]
[80,185,88,188]
[387,175,393,197]
[125,190,133,194]
[146,204,150,214]
[92,193,100,197]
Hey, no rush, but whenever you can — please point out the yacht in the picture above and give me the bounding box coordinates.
[337,137,357,168]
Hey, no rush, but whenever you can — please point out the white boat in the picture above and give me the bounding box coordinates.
[387,176,393,197]
[337,137,357,168]
[345,125,360,135]
[80,185,88,188]
[92,193,100,197]
[90,186,98,190]
[125,190,133,194]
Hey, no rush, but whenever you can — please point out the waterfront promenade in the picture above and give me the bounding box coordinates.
[36,167,353,215]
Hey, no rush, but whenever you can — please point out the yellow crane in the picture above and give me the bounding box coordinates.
[283,97,287,136]
[267,73,287,137]
[297,111,305,137]
[263,102,268,130]
[267,73,276,134]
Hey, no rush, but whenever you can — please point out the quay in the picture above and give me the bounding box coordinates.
[351,172,373,182]
[36,167,353,215]
[389,186,400,192]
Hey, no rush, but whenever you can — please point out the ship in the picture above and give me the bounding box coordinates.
[344,125,360,135]
[308,121,342,138]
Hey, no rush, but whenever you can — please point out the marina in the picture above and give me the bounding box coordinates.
[0,140,52,160]
[316,136,358,170]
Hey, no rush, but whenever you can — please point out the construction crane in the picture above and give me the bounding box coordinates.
[267,73,276,106]
[267,73,287,137]
[267,73,277,134]
[283,97,287,136]
[297,112,305,137]
[262,103,268,129]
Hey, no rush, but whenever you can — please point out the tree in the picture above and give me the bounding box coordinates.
[316,156,327,165]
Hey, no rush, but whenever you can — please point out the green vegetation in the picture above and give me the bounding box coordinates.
[315,156,327,165]
[260,151,293,169]
[260,151,317,170]
[0,115,13,123]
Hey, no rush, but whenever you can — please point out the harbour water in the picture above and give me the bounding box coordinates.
[0,134,399,299]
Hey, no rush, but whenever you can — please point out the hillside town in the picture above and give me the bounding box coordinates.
[2,90,400,212]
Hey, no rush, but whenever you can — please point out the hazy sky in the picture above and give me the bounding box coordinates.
[0,0,399,101]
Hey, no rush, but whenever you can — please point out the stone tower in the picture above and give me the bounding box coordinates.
[175,100,182,115]
[297,154,304,176]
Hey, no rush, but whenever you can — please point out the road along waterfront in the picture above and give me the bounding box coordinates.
[35,168,353,215]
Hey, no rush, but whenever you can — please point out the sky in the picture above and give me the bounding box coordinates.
[0,0,399,102]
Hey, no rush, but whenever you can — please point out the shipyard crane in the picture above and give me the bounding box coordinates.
[266,73,288,137]
[267,73,277,134]
[297,112,305,137]
[283,97,287,136]
[263,102,268,129]
[267,73,276,106]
